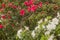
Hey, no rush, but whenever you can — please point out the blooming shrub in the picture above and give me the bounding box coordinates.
[17,12,60,40]
[0,0,60,40]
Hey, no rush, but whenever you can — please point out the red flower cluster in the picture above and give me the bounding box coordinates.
[20,9,25,16]
[30,5,38,12]
[20,0,43,16]
[24,0,34,6]
[39,2,42,8]
[0,8,4,12]
[0,24,3,29]
[45,1,49,5]
[0,0,43,16]
[27,5,38,12]
[8,2,17,9]
[1,0,50,17]
[1,3,6,8]
[1,15,6,19]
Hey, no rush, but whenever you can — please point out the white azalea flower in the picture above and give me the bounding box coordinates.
[48,34,54,40]
[17,29,22,38]
[57,12,60,17]
[24,26,29,30]
[52,18,59,25]
[35,25,40,30]
[42,25,46,29]
[57,12,60,19]
[37,19,43,24]
[46,24,56,31]
[45,18,48,21]
[48,20,51,24]
[45,31,51,35]
[31,30,35,38]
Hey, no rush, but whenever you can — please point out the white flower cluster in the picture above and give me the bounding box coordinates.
[48,34,54,40]
[46,18,59,31]
[31,30,36,38]
[17,26,29,38]
[31,19,43,38]
[45,12,60,35]
[17,12,60,39]
[31,12,60,38]
[46,12,60,40]
[17,29,22,38]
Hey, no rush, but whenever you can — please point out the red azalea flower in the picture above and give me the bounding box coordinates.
[20,9,25,16]
[27,7,31,12]
[24,0,33,6]
[8,16,11,19]
[0,24,3,29]
[24,1,29,6]
[29,0,33,6]
[1,3,6,8]
[8,2,13,7]
[31,5,38,12]
[1,15,6,19]
[45,1,49,5]
[0,8,4,12]
[39,2,42,8]
[12,5,17,9]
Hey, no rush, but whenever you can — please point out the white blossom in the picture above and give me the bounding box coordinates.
[48,34,54,40]
[45,31,51,35]
[57,12,60,19]
[31,30,35,38]
[42,25,46,29]
[46,17,59,31]
[35,25,40,30]
[37,19,43,24]
[24,26,29,30]
[17,29,22,38]
[45,18,48,21]
[52,18,59,25]
[46,23,56,31]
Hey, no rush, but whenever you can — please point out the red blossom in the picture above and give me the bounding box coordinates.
[20,9,25,16]
[27,7,31,12]
[39,2,42,8]
[29,0,33,6]
[8,16,11,19]
[45,1,49,5]
[0,8,4,12]
[24,0,33,6]
[24,1,29,6]
[8,2,13,7]
[8,3,17,9]
[1,15,6,19]
[1,3,6,8]
[0,24,3,29]
[31,5,38,12]
[12,5,17,9]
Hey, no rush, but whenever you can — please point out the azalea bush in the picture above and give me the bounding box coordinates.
[0,0,60,40]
